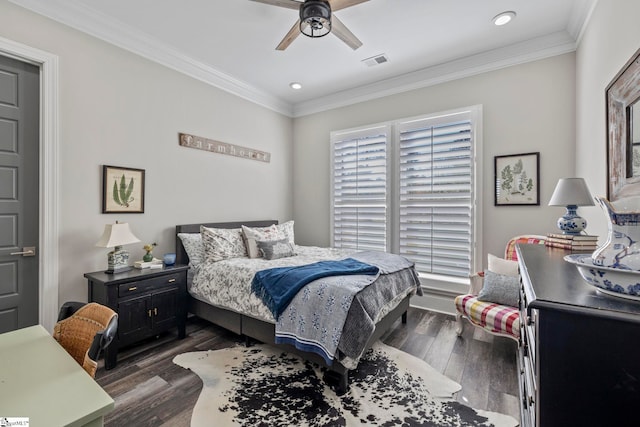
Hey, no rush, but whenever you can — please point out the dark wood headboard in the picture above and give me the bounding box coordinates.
[175,220,278,266]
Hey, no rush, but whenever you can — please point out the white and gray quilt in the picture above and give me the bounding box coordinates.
[189,246,421,368]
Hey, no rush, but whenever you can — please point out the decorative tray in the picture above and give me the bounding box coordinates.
[564,254,640,301]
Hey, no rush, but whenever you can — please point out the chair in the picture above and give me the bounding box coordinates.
[454,235,545,341]
[53,301,118,378]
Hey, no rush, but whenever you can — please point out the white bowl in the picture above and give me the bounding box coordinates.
[564,254,640,301]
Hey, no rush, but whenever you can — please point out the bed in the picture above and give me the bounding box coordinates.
[175,220,421,393]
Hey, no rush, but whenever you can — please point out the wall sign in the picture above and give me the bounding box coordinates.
[179,133,271,163]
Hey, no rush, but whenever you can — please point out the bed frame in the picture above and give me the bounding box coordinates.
[175,220,410,394]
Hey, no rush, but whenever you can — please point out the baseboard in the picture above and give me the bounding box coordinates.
[410,287,457,316]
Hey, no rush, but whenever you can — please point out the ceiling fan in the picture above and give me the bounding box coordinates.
[250,0,369,51]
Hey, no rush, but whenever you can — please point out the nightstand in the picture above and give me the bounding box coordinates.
[84,264,189,370]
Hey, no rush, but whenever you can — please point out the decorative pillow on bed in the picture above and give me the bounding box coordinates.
[276,220,295,245]
[477,270,520,307]
[257,238,296,260]
[242,224,281,259]
[201,226,247,262]
[177,233,203,268]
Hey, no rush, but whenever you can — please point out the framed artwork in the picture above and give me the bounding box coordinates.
[606,47,640,201]
[494,152,540,206]
[102,165,145,213]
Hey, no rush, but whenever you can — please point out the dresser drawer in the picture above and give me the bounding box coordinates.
[520,278,538,370]
[118,272,182,297]
[517,345,534,427]
[524,308,538,369]
[522,351,537,427]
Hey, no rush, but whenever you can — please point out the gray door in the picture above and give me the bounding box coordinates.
[0,55,40,333]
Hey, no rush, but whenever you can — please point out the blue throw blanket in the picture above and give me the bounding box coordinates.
[251,258,379,320]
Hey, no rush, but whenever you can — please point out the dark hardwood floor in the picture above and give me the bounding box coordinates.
[96,308,520,426]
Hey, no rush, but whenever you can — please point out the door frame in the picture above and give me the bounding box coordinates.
[0,36,59,332]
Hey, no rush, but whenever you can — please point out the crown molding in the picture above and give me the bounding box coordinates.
[8,0,294,116]
[9,0,591,119]
[292,31,577,117]
[567,0,598,43]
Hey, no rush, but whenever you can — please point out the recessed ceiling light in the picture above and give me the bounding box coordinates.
[493,11,516,26]
[290,82,302,90]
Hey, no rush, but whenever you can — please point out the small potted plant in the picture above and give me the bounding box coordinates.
[142,242,157,262]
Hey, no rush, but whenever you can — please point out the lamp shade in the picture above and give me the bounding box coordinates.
[548,178,595,207]
[95,222,140,248]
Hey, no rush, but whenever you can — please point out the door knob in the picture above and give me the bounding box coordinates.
[10,247,36,257]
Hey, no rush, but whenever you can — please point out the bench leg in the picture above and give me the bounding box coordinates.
[455,313,465,336]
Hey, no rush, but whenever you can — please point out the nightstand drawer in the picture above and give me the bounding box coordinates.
[118,272,182,297]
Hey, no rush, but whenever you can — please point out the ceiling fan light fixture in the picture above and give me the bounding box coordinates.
[300,0,332,38]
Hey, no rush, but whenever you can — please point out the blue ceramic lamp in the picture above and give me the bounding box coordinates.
[548,178,595,235]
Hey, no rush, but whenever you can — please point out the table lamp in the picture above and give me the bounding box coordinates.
[95,221,140,273]
[548,178,595,235]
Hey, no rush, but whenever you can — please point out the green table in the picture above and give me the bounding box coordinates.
[0,325,114,426]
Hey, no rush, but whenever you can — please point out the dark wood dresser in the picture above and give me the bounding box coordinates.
[516,244,640,427]
[84,265,189,369]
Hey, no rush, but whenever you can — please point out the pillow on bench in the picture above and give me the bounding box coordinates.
[477,270,519,307]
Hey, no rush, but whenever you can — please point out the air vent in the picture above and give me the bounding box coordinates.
[362,54,389,67]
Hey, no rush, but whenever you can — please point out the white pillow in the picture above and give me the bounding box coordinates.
[177,233,203,268]
[201,226,247,262]
[276,220,295,245]
[242,224,281,258]
[487,253,519,277]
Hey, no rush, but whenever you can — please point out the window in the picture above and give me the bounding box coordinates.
[331,106,482,289]
[331,125,389,252]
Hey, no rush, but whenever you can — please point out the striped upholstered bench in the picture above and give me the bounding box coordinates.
[454,281,521,340]
[454,235,545,341]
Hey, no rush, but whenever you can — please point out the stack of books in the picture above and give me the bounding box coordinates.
[134,258,163,269]
[545,233,598,251]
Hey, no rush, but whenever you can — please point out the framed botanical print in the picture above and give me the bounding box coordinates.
[494,152,540,206]
[102,165,145,213]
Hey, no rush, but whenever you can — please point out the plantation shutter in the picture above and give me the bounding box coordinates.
[398,118,473,277]
[332,126,388,251]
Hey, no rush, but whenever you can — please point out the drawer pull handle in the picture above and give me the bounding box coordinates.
[129,286,137,291]
[168,278,176,283]
[154,308,158,316]
[148,309,152,317]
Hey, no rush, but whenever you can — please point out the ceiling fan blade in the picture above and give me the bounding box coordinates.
[331,15,363,50]
[276,20,305,50]
[329,0,369,12]
[249,0,301,10]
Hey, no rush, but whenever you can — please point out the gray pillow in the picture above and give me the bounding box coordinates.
[477,270,519,307]
[257,238,295,260]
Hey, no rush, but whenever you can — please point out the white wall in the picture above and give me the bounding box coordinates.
[293,54,576,262]
[576,0,640,239]
[0,2,293,312]
[6,0,632,321]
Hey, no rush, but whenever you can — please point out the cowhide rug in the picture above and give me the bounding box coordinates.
[173,342,518,427]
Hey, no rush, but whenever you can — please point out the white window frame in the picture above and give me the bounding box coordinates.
[330,105,483,294]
